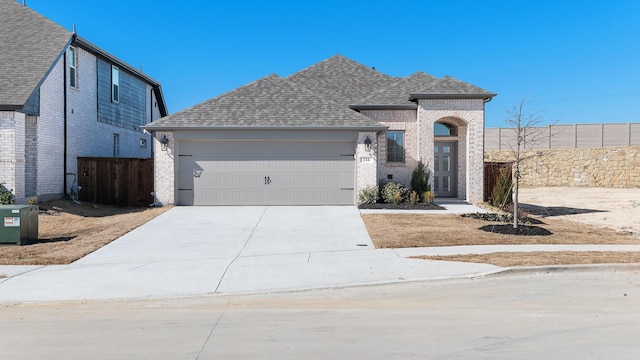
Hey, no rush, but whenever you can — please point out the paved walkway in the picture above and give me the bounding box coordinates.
[0,202,637,303]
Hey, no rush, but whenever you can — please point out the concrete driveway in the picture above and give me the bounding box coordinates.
[0,206,499,303]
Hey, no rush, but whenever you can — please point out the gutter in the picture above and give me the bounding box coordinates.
[142,125,389,132]
[408,93,497,101]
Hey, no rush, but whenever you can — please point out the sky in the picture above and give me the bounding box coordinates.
[22,0,640,128]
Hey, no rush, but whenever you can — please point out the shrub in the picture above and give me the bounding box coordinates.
[410,161,431,194]
[358,185,379,205]
[381,181,408,204]
[409,191,419,205]
[491,169,513,208]
[422,191,435,204]
[0,183,15,205]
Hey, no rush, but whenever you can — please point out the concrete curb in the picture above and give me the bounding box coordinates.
[473,263,640,278]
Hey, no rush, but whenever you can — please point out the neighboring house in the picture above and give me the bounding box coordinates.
[145,55,495,206]
[0,0,167,203]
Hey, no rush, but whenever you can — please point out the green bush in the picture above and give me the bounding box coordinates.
[381,181,407,204]
[491,169,513,208]
[0,183,15,205]
[410,161,431,195]
[358,185,379,204]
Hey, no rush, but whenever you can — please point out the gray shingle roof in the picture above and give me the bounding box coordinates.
[409,75,496,99]
[145,74,385,130]
[145,54,496,130]
[286,54,399,106]
[0,0,73,108]
[352,72,440,108]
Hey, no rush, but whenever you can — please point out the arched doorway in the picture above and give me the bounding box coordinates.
[433,121,458,197]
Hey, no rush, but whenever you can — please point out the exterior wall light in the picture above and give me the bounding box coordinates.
[160,135,169,151]
[364,136,372,151]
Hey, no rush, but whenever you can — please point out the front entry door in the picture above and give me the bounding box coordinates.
[434,142,456,197]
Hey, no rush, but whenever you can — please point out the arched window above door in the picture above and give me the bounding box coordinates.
[434,122,457,137]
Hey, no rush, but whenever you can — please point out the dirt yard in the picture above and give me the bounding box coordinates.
[0,200,170,265]
[363,187,640,267]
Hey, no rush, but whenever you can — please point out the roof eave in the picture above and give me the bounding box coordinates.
[349,104,418,110]
[142,124,389,132]
[409,93,497,101]
[74,36,162,87]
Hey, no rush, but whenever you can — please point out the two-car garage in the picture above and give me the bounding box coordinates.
[174,131,357,205]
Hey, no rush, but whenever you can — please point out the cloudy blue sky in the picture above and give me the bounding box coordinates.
[23,0,640,127]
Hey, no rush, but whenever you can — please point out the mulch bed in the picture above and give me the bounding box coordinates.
[462,212,552,236]
[358,203,445,210]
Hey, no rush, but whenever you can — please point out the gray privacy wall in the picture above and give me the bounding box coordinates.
[485,123,640,151]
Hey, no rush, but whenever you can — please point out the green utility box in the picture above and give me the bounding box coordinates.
[0,205,38,245]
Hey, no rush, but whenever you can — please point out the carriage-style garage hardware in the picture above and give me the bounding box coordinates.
[264,176,272,185]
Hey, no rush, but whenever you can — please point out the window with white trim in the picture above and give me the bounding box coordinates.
[69,47,78,88]
[111,65,120,103]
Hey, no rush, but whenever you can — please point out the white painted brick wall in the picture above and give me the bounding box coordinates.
[0,111,25,199]
[37,58,65,200]
[356,131,378,201]
[152,131,175,205]
[361,109,420,188]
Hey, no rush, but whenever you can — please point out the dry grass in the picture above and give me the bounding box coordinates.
[361,213,640,266]
[0,200,171,265]
[413,252,640,267]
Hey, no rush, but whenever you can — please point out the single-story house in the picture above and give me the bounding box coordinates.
[144,55,495,205]
[0,0,167,203]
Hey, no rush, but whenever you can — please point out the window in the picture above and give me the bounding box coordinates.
[69,47,78,88]
[386,131,404,163]
[113,134,120,158]
[111,66,120,103]
[435,122,457,136]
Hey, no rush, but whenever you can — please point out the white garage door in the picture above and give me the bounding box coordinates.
[176,139,356,205]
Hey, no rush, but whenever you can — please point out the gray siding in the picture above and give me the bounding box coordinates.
[22,88,40,116]
[97,57,147,132]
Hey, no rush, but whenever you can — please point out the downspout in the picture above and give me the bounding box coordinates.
[63,50,68,196]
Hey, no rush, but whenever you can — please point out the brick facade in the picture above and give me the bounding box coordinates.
[358,99,487,204]
[356,131,378,196]
[152,131,175,205]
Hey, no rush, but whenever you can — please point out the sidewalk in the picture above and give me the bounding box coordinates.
[0,202,637,304]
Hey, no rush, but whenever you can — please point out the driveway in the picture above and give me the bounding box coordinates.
[0,206,500,303]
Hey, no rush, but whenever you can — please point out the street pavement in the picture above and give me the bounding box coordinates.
[0,269,639,359]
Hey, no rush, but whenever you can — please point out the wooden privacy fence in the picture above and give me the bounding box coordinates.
[484,162,512,202]
[77,157,154,207]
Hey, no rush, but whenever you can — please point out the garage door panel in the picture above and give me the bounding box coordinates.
[177,139,356,205]
[180,141,354,160]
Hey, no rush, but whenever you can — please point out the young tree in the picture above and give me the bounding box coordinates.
[504,99,549,228]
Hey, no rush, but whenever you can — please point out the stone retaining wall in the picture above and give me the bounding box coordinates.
[485,146,640,188]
